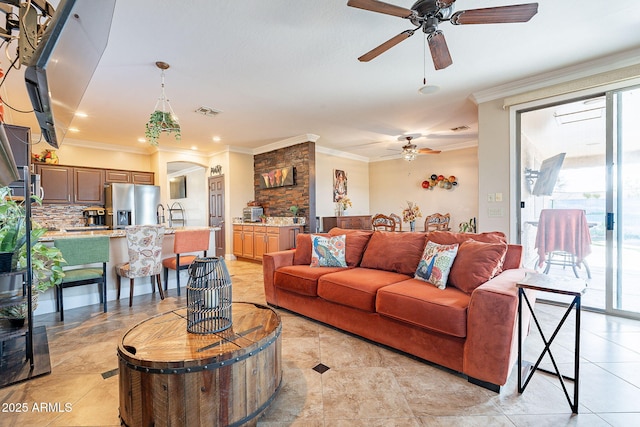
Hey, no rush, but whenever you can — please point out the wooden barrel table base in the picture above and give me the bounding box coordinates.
[118,302,282,427]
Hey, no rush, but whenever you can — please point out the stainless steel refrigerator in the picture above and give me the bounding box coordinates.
[105,183,161,229]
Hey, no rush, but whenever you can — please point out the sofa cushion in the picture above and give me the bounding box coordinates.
[360,231,427,275]
[426,230,507,246]
[376,279,471,338]
[274,265,346,296]
[293,233,330,265]
[448,239,508,294]
[328,228,374,267]
[318,267,411,312]
[414,241,459,289]
[310,234,347,267]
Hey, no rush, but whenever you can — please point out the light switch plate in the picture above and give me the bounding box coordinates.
[487,193,495,203]
[495,192,503,202]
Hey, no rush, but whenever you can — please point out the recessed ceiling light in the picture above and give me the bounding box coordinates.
[138,138,146,143]
[74,112,88,118]
[190,146,198,150]
[68,127,79,132]
[212,136,221,142]
[418,85,439,95]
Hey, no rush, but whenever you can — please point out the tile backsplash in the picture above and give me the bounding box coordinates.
[31,204,88,229]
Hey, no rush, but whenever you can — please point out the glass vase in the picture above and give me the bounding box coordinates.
[410,221,415,232]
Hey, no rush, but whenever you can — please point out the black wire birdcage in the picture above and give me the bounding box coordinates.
[186,257,232,334]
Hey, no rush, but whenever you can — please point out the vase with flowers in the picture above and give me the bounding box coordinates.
[402,201,422,232]
[335,196,352,216]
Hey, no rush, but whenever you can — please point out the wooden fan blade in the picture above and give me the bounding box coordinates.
[428,31,453,70]
[418,148,441,154]
[451,3,538,25]
[347,0,415,19]
[358,30,414,62]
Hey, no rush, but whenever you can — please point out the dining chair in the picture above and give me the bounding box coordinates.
[389,213,402,231]
[53,235,110,321]
[115,225,165,307]
[162,228,210,296]
[372,214,396,231]
[424,213,451,231]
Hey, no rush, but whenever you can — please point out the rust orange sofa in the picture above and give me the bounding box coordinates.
[263,228,534,391]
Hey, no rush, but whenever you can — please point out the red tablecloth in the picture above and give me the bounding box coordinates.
[535,209,592,267]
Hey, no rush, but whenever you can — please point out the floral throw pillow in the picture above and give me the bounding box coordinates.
[415,241,459,289]
[310,234,347,267]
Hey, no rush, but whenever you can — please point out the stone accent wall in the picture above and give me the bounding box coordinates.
[254,142,316,232]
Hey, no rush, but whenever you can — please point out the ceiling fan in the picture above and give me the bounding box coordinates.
[347,0,539,69]
[397,135,441,161]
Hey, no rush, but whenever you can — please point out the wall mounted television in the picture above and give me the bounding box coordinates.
[532,153,566,196]
[24,0,116,148]
[170,175,187,199]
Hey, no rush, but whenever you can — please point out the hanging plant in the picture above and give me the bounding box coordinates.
[145,110,181,146]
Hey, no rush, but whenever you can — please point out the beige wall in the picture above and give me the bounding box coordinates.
[369,147,478,232]
[477,99,512,237]
[315,151,370,218]
[33,140,153,172]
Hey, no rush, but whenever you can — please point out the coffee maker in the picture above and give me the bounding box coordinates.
[83,206,106,226]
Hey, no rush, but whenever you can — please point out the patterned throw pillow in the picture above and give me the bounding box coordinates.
[310,234,347,267]
[415,241,459,289]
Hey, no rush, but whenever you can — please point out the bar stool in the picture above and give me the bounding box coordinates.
[162,228,210,296]
[115,225,165,307]
[53,235,110,321]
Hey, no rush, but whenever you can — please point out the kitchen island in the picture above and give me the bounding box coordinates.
[34,226,219,316]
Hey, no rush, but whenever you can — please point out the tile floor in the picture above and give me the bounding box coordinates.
[1,259,640,426]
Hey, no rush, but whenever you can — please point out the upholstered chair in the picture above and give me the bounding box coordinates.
[372,214,396,231]
[54,235,110,321]
[424,213,451,232]
[115,225,165,307]
[162,228,210,296]
[389,213,402,231]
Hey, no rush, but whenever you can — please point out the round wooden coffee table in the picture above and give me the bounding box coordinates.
[117,302,282,427]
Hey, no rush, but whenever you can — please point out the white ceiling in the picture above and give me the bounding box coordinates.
[2,0,640,161]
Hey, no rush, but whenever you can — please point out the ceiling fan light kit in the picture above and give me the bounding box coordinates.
[347,0,539,70]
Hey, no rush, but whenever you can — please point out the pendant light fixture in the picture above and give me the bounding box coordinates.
[145,61,181,146]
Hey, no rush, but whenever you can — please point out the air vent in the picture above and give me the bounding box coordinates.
[450,125,470,132]
[195,106,222,116]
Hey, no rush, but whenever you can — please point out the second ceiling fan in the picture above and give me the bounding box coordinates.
[347,0,538,70]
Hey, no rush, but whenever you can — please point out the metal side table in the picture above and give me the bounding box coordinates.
[517,272,587,414]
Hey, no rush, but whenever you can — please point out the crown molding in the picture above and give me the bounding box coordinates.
[41,135,155,155]
[470,47,640,105]
[315,145,369,163]
[253,134,320,155]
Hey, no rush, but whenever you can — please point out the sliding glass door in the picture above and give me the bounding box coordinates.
[518,85,640,319]
[609,87,640,315]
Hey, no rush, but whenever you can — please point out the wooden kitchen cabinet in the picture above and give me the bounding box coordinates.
[35,164,154,204]
[132,171,154,184]
[105,169,131,183]
[233,224,302,261]
[35,164,73,203]
[105,169,154,184]
[74,167,105,204]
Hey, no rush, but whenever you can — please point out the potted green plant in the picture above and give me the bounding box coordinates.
[145,110,181,146]
[289,205,299,223]
[0,186,65,323]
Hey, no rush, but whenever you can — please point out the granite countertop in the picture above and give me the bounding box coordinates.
[40,226,219,241]
[233,222,305,227]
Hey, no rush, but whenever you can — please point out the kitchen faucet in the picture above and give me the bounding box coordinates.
[156,204,165,225]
